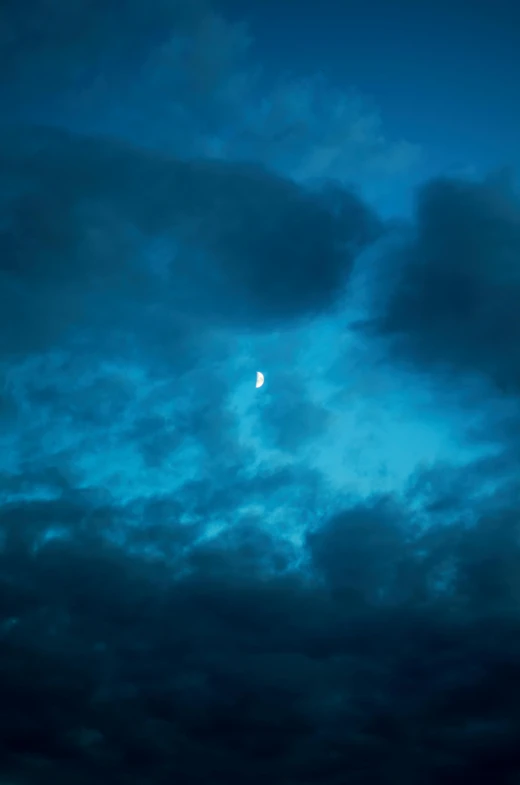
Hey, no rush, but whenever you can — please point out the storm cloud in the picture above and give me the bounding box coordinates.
[0,125,380,359]
[2,473,520,784]
[372,172,520,394]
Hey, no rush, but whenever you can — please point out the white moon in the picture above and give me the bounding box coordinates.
[255,371,265,389]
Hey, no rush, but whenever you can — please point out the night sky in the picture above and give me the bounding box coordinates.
[1,1,520,783]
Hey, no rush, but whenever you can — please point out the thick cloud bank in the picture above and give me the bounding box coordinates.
[0,126,380,358]
[2,477,520,784]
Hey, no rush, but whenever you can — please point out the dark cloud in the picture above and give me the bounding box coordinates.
[371,172,520,393]
[0,125,380,359]
[307,497,414,605]
[2,472,520,783]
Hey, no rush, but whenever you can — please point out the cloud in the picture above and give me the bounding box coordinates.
[1,0,422,209]
[218,75,422,186]
[2,1,520,782]
[2,468,520,782]
[307,496,413,605]
[0,125,381,360]
[255,371,331,452]
[370,171,520,394]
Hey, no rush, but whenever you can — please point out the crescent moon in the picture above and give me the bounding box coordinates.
[255,371,264,388]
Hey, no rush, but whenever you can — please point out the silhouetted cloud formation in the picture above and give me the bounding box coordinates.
[0,126,380,359]
[2,473,520,784]
[372,172,520,393]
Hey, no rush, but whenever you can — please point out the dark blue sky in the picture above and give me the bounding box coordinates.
[2,2,520,782]
[220,0,520,175]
